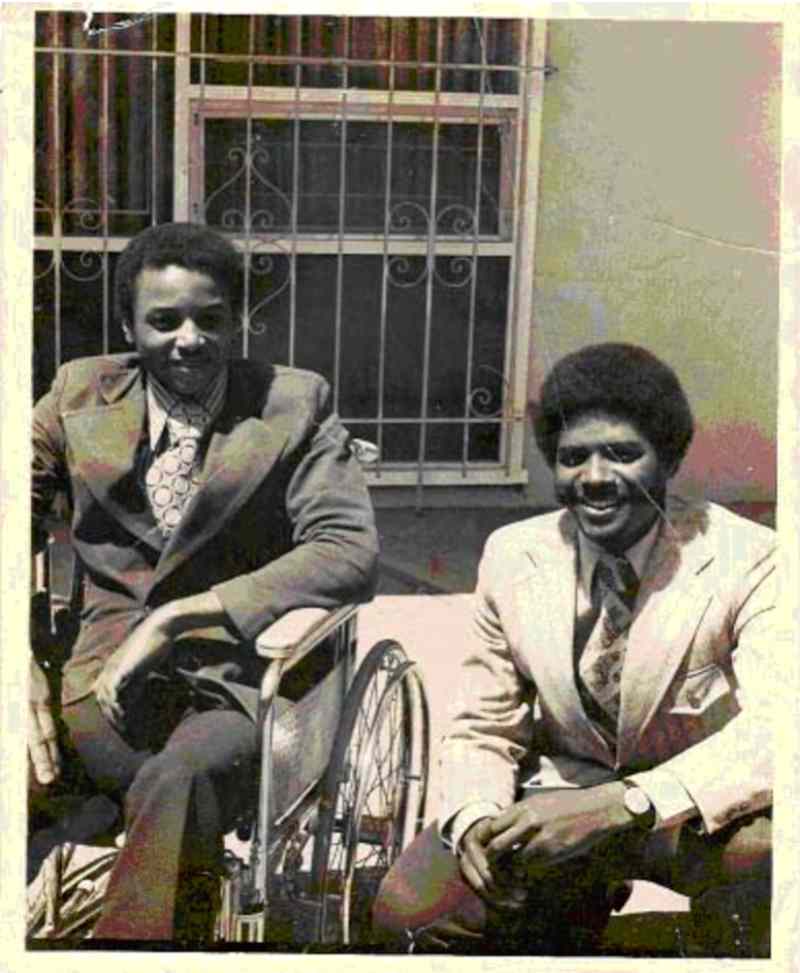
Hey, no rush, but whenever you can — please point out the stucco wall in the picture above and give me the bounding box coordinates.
[525,19,781,508]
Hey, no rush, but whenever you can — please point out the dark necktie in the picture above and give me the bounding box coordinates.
[578,554,639,724]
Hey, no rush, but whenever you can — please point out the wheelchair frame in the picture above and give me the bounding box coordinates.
[27,537,431,948]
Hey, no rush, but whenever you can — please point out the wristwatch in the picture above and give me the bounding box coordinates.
[621,779,656,830]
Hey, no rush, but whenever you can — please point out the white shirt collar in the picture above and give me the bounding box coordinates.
[146,368,228,449]
[578,516,661,598]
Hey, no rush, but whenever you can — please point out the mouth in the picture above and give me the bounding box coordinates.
[170,360,211,376]
[576,497,626,520]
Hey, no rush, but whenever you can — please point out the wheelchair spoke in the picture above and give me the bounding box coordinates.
[310,640,430,945]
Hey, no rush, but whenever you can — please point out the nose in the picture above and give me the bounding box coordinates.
[174,316,204,351]
[583,451,612,485]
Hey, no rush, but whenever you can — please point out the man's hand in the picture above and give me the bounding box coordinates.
[484,782,633,881]
[93,590,229,733]
[29,659,61,786]
[459,817,529,911]
[93,611,173,732]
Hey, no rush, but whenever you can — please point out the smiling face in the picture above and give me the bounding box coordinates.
[123,264,239,399]
[554,410,675,554]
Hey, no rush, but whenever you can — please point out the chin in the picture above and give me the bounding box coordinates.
[570,505,630,549]
[164,366,215,397]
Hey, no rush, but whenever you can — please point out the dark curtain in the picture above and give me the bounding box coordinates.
[35,12,174,237]
[193,16,520,93]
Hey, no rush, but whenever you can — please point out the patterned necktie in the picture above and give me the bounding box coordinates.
[145,401,209,538]
[578,554,640,725]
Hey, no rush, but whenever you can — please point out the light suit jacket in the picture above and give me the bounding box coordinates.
[32,353,379,709]
[440,498,776,836]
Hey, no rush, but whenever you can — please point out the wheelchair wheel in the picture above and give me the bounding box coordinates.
[310,639,429,945]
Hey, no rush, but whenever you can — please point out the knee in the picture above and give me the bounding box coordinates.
[371,850,425,944]
[371,824,486,948]
[720,812,772,884]
[371,874,412,948]
[126,751,196,813]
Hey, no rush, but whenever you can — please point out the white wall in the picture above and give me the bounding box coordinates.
[525,20,780,508]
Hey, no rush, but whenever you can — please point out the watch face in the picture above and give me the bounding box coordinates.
[624,787,652,816]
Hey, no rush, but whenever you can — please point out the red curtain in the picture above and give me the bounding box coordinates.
[35,13,520,235]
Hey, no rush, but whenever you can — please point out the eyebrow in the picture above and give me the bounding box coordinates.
[559,439,643,449]
[147,299,227,312]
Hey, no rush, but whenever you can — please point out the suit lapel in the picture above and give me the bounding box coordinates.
[616,500,714,766]
[151,364,290,588]
[517,515,615,766]
[63,363,164,552]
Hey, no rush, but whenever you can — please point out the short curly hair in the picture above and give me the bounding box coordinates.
[533,343,694,470]
[114,223,244,325]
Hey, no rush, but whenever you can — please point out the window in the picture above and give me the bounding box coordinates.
[34,13,545,490]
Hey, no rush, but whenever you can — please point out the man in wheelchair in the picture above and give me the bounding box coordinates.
[29,222,379,944]
[374,343,775,956]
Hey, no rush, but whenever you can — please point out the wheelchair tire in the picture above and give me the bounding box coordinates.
[309,639,429,946]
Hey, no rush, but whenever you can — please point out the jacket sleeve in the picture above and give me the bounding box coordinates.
[211,376,379,639]
[31,364,71,553]
[438,531,536,830]
[640,549,777,835]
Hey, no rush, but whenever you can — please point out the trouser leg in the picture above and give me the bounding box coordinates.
[652,809,772,896]
[373,811,772,956]
[63,696,256,942]
[95,708,256,942]
[647,811,772,956]
[372,823,614,954]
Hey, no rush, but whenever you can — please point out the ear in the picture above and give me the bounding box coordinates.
[121,321,134,345]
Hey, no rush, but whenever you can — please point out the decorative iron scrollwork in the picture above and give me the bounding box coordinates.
[386,255,427,289]
[206,146,292,233]
[388,201,430,236]
[245,241,291,335]
[436,203,476,237]
[434,256,474,289]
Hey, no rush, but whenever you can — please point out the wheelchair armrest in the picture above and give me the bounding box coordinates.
[254,605,358,664]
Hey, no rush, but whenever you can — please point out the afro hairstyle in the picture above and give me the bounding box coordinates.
[533,342,694,471]
[114,223,244,327]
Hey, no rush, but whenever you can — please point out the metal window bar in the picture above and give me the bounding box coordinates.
[150,14,159,227]
[504,18,535,479]
[461,22,489,478]
[375,26,399,479]
[52,15,63,370]
[288,28,302,367]
[100,18,110,355]
[241,14,256,360]
[414,20,444,510]
[333,18,350,412]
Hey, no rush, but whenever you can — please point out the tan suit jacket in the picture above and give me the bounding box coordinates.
[440,498,776,836]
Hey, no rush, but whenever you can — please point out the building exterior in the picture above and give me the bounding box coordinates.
[32,12,779,512]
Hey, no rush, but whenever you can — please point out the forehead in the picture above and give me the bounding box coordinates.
[134,264,224,306]
[558,410,653,448]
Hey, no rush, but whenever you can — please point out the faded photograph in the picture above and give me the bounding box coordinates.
[24,9,779,959]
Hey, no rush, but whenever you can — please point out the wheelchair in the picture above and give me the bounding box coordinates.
[27,530,431,948]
